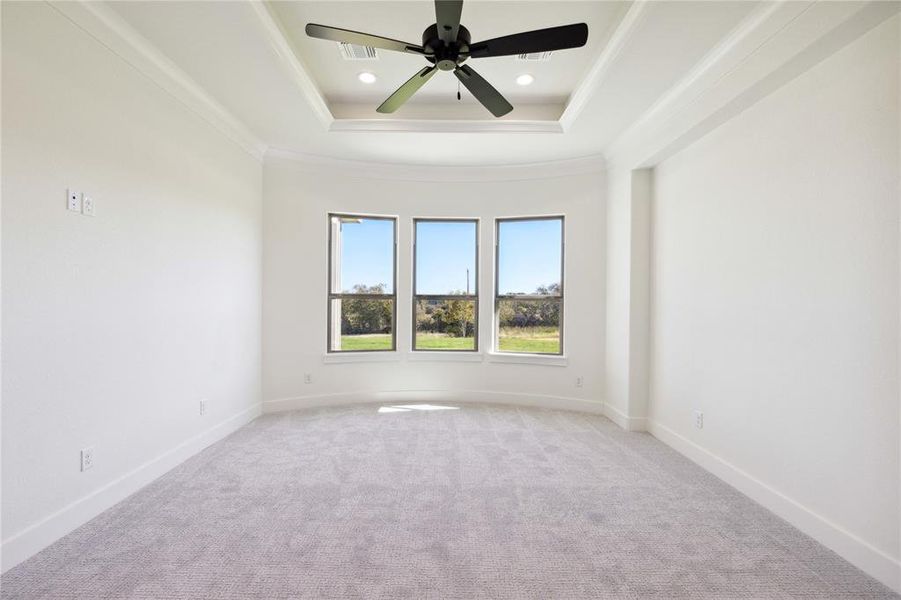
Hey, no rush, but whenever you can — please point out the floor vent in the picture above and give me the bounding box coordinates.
[516,51,552,62]
[338,42,379,60]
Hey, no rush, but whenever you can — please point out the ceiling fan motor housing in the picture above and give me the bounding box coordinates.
[422,24,470,70]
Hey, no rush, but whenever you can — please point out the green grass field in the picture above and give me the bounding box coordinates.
[498,327,560,354]
[339,334,393,351]
[339,333,475,351]
[415,333,475,350]
[339,327,559,353]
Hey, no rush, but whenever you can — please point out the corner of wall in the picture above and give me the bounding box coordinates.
[605,166,653,427]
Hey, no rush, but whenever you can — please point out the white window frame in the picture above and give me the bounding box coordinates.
[327,213,398,353]
[494,215,565,356]
[412,217,480,353]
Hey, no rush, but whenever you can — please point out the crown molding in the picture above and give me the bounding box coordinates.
[605,0,900,171]
[559,1,651,132]
[605,0,811,169]
[617,0,789,139]
[249,0,332,129]
[328,119,563,134]
[48,0,268,162]
[264,148,606,183]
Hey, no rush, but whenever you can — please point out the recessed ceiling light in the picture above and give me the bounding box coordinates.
[358,72,377,84]
[516,74,535,86]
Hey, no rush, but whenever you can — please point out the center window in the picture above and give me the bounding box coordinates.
[413,219,479,351]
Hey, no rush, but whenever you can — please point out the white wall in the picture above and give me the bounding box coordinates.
[604,168,652,430]
[262,159,605,413]
[1,2,263,570]
[649,14,900,589]
[603,168,632,422]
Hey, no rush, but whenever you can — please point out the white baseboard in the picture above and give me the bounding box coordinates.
[264,389,606,416]
[1,402,262,574]
[603,403,648,432]
[646,419,901,594]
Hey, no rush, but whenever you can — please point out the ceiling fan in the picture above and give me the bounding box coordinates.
[305,1,589,117]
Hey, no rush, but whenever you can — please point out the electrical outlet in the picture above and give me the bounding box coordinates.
[67,188,82,213]
[81,194,95,216]
[199,398,207,416]
[575,376,584,388]
[80,447,94,472]
[694,410,704,429]
[304,373,312,384]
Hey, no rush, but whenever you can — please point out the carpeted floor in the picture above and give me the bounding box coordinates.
[2,403,897,599]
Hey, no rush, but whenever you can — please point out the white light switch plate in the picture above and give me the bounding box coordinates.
[67,189,81,213]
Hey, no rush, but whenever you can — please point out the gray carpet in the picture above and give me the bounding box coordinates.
[2,403,897,599]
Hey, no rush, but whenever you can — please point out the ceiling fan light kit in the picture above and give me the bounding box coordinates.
[305,0,588,118]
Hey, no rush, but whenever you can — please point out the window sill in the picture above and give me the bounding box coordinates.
[486,352,568,367]
[406,351,484,362]
[322,352,401,364]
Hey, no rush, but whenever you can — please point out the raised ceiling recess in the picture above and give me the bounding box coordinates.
[305,0,589,118]
[269,1,631,127]
[93,0,865,165]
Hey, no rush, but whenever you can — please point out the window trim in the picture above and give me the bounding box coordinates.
[412,217,480,352]
[494,215,565,356]
[327,212,398,353]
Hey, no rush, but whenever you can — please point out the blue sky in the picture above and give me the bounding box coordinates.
[497,219,562,294]
[337,217,561,295]
[338,218,394,292]
[416,221,476,294]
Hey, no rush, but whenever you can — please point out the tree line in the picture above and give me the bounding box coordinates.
[340,283,560,337]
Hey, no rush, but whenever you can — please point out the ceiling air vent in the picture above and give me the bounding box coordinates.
[337,42,379,61]
[516,51,552,62]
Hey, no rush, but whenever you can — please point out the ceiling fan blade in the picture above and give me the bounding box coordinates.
[305,23,425,55]
[468,23,588,58]
[454,65,513,117]
[435,0,464,44]
[377,66,438,113]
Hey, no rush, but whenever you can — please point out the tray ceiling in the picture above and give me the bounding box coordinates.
[271,1,631,120]
[88,0,887,166]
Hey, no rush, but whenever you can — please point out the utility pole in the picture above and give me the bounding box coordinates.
[466,268,470,295]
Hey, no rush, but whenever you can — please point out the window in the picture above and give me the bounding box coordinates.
[495,216,564,355]
[413,219,478,351]
[328,214,397,352]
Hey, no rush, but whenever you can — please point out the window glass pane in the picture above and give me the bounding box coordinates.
[330,298,394,351]
[332,216,394,294]
[415,221,477,295]
[497,298,561,354]
[497,218,562,296]
[415,298,476,350]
